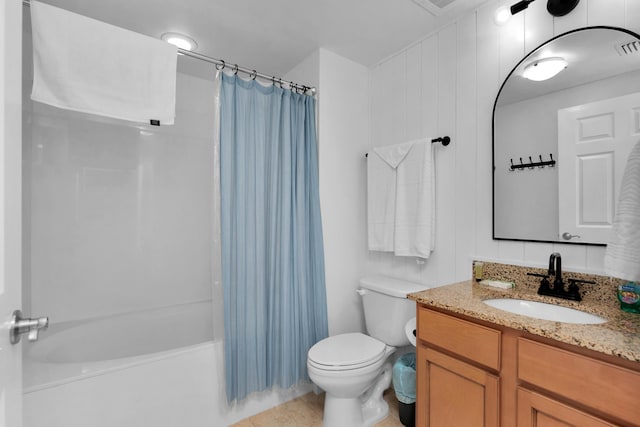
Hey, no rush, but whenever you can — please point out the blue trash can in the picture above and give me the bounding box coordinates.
[392,352,416,427]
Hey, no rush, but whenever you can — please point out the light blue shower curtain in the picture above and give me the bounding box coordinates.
[219,73,328,403]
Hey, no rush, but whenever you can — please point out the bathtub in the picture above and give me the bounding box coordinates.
[23,300,312,427]
[24,300,215,390]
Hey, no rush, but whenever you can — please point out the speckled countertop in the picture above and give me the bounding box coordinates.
[407,262,640,363]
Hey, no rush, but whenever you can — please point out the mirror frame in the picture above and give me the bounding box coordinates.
[492,25,640,245]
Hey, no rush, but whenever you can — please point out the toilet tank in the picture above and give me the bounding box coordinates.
[359,276,430,347]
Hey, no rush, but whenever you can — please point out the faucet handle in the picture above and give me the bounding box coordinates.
[566,278,595,301]
[567,278,596,285]
[528,273,551,293]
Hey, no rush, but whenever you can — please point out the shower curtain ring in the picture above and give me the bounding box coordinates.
[250,70,257,80]
[232,64,239,75]
[215,60,225,71]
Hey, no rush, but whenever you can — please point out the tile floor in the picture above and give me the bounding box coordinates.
[230,388,405,427]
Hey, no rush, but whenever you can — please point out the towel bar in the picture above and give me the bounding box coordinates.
[365,135,451,157]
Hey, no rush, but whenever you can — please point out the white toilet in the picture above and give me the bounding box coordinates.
[307,276,428,427]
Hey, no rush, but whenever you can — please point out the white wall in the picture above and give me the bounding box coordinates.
[367,0,640,283]
[287,49,370,335]
[23,52,215,323]
[317,50,370,335]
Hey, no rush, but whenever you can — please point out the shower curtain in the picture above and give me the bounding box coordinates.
[218,73,328,402]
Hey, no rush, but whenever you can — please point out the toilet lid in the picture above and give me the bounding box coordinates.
[308,333,386,369]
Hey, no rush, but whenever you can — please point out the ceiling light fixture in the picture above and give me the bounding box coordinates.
[161,32,198,51]
[522,57,568,81]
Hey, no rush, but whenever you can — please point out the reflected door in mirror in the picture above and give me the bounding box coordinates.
[557,92,640,244]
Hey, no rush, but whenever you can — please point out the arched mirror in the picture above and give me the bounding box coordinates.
[493,26,640,245]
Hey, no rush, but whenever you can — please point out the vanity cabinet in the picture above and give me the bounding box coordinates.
[416,307,501,426]
[416,305,640,427]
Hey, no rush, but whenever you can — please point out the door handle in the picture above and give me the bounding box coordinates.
[562,232,581,240]
[9,310,49,344]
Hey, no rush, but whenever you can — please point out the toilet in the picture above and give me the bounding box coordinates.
[307,276,428,427]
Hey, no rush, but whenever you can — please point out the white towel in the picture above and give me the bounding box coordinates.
[394,139,435,258]
[604,141,640,282]
[366,143,410,251]
[367,139,435,258]
[30,1,177,125]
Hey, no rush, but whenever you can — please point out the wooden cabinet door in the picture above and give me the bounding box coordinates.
[417,345,499,427]
[517,388,616,427]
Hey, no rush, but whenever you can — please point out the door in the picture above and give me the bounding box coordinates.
[416,345,499,427]
[557,92,640,244]
[1,1,24,426]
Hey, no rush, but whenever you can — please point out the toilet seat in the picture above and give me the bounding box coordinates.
[307,333,387,371]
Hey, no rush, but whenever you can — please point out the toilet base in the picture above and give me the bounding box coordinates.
[322,363,393,427]
[362,399,389,427]
[322,396,389,427]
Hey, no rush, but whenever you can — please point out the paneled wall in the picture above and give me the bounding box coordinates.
[366,0,640,286]
[286,49,370,335]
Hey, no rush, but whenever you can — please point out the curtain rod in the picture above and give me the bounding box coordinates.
[21,0,316,95]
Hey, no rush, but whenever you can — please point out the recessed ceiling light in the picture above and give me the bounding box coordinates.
[522,57,568,81]
[161,32,198,51]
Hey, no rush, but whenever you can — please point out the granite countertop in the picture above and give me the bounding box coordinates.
[408,279,640,362]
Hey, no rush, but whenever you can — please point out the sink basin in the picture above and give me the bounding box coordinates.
[483,299,607,324]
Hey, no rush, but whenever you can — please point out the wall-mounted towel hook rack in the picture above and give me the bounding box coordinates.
[509,153,556,171]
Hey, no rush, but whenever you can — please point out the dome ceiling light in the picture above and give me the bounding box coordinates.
[161,32,198,51]
[522,57,568,81]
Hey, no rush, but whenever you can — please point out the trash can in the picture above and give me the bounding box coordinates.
[392,352,416,427]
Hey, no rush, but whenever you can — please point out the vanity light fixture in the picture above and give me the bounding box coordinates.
[510,0,535,15]
[506,0,579,18]
[546,0,580,16]
[522,57,568,81]
[161,32,198,51]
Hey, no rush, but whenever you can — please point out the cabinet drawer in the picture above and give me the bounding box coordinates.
[517,387,617,427]
[518,338,640,426]
[418,307,501,371]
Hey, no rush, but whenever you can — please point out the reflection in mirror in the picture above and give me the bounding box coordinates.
[493,26,640,245]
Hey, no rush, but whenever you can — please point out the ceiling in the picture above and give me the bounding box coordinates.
[33,0,490,79]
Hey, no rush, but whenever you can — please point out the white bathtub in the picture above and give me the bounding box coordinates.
[23,300,312,427]
[24,300,215,390]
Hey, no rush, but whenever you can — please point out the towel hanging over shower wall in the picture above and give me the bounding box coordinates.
[367,138,435,258]
[30,1,177,125]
